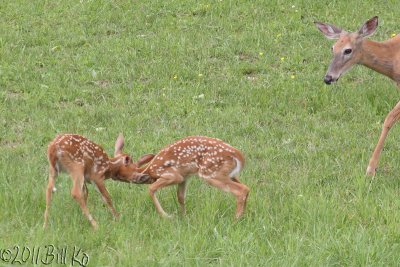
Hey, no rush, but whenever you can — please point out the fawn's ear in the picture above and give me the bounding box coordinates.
[114,133,125,156]
[138,154,155,167]
[358,16,378,38]
[315,21,342,39]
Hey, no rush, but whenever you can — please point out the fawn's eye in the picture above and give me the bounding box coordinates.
[344,48,352,55]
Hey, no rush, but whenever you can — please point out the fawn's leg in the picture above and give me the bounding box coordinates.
[82,182,89,205]
[71,171,98,230]
[43,165,57,228]
[177,180,188,215]
[231,177,242,184]
[94,179,119,220]
[149,172,184,218]
[203,176,250,219]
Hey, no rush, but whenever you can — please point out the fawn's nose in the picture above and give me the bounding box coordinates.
[324,75,333,85]
[131,173,152,184]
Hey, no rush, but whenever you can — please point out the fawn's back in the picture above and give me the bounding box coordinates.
[141,136,249,219]
[143,136,245,180]
[48,134,110,177]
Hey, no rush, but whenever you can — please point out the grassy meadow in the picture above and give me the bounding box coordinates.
[2,0,400,266]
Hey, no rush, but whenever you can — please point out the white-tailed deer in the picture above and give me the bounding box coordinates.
[135,136,250,219]
[315,16,400,176]
[43,133,154,230]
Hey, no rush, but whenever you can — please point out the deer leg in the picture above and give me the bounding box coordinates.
[82,183,89,205]
[203,177,250,219]
[149,173,184,218]
[231,176,248,208]
[367,100,400,176]
[71,172,98,230]
[94,180,119,220]
[231,177,242,184]
[43,165,57,228]
[177,180,188,215]
[90,180,118,219]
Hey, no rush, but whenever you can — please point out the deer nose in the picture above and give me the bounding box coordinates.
[324,75,333,85]
[131,173,151,184]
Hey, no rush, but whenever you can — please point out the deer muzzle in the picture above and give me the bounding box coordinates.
[324,75,334,84]
[130,173,153,184]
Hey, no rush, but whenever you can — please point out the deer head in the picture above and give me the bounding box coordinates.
[110,134,154,184]
[315,16,379,84]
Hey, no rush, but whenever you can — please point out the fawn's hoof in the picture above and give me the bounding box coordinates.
[92,222,99,231]
[161,213,173,219]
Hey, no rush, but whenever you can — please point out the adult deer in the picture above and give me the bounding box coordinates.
[135,136,250,219]
[43,133,153,230]
[315,16,400,176]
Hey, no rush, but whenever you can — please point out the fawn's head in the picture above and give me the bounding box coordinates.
[315,16,378,84]
[110,134,154,183]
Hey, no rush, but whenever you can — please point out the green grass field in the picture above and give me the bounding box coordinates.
[2,0,400,266]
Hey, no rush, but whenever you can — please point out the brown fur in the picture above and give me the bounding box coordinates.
[316,16,400,176]
[136,136,250,219]
[43,133,153,230]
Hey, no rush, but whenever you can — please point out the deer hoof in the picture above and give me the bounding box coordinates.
[162,213,173,219]
[92,223,99,231]
[366,165,376,177]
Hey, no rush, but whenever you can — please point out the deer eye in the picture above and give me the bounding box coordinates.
[344,48,352,55]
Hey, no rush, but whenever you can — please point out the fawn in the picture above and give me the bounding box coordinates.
[43,133,153,229]
[134,136,250,219]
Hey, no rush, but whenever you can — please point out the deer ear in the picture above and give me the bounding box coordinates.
[138,154,155,167]
[315,21,342,39]
[114,133,124,156]
[358,16,378,38]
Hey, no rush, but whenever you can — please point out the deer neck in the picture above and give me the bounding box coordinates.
[105,157,121,179]
[359,39,397,81]
[137,165,150,175]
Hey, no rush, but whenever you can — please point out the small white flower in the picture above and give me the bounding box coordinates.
[91,69,97,78]
[193,94,205,100]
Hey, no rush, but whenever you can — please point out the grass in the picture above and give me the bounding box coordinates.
[1,0,400,266]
